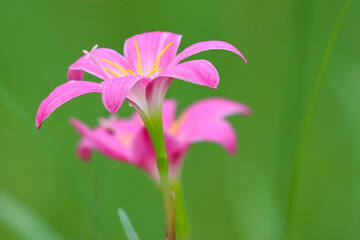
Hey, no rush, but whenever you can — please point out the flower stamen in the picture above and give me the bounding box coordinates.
[83,45,112,79]
[100,59,128,76]
[126,69,137,75]
[104,68,121,77]
[134,38,142,75]
[148,42,173,76]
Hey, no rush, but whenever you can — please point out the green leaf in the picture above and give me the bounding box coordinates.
[118,208,140,240]
[0,190,65,240]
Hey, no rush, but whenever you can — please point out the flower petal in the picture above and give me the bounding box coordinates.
[76,138,93,161]
[92,128,132,160]
[174,98,251,154]
[124,32,182,75]
[101,76,148,114]
[35,81,101,129]
[162,99,177,130]
[171,40,247,65]
[145,77,173,115]
[164,132,188,178]
[68,48,133,81]
[130,128,158,178]
[70,118,92,137]
[179,98,251,123]
[158,60,219,89]
[181,119,238,154]
[70,118,134,163]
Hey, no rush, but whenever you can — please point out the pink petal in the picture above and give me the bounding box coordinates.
[70,118,93,161]
[76,138,93,161]
[170,40,247,66]
[126,77,151,113]
[124,32,182,75]
[67,69,83,81]
[130,128,158,177]
[101,76,148,114]
[70,118,92,137]
[164,132,188,178]
[68,48,133,81]
[145,77,173,114]
[70,118,135,163]
[162,99,177,130]
[182,120,238,154]
[174,98,251,154]
[90,128,132,161]
[180,98,251,123]
[158,60,219,89]
[35,81,101,129]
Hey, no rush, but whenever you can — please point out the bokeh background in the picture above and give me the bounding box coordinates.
[1,0,359,239]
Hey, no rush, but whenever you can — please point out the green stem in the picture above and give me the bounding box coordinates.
[160,172,176,240]
[172,179,189,240]
[283,1,352,239]
[142,114,176,240]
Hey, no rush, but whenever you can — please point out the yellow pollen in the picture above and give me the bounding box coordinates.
[148,42,173,76]
[134,38,142,75]
[104,68,121,77]
[100,59,128,76]
[126,69,137,75]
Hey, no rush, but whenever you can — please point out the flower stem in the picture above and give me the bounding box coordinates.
[172,179,189,240]
[283,1,352,239]
[143,114,176,240]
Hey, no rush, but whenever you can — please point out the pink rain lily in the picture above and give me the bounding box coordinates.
[70,98,251,180]
[35,31,246,129]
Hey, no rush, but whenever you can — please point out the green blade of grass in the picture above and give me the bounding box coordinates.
[283,1,352,239]
[118,208,140,240]
[0,190,65,240]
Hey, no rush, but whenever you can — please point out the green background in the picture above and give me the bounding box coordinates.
[1,0,359,239]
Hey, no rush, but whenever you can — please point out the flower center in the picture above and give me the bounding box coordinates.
[116,131,134,147]
[84,40,173,78]
[169,113,187,135]
[147,41,173,77]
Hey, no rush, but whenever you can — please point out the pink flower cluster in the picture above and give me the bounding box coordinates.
[35,31,249,239]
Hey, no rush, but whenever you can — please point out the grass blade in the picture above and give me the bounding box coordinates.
[0,190,65,240]
[283,1,352,239]
[118,208,140,240]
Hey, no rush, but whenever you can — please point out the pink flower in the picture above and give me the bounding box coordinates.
[70,98,251,180]
[36,31,246,129]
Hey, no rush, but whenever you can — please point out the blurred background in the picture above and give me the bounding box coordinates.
[0,0,359,239]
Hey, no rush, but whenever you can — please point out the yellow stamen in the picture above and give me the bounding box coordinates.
[148,42,173,76]
[104,68,121,77]
[147,68,162,77]
[134,38,142,75]
[100,59,129,76]
[126,69,137,75]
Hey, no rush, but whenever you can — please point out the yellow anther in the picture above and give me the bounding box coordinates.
[104,68,121,77]
[100,59,128,76]
[147,68,162,77]
[134,38,142,75]
[126,69,137,75]
[148,42,173,76]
